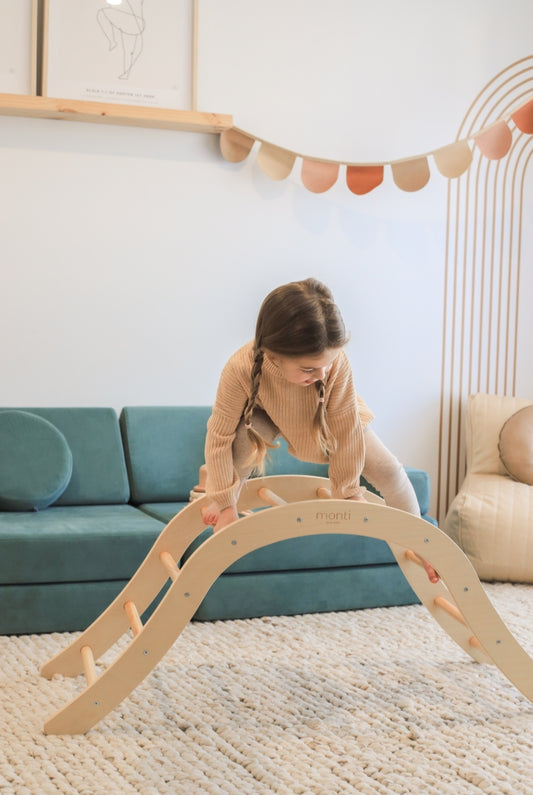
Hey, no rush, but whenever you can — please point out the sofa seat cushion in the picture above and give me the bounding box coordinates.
[0,505,164,584]
[0,410,73,511]
[138,502,189,523]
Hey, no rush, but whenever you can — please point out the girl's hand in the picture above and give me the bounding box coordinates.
[347,494,367,503]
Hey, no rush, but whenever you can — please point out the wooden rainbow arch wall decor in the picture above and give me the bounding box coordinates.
[437,56,533,523]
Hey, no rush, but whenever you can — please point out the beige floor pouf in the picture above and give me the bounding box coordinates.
[444,392,533,582]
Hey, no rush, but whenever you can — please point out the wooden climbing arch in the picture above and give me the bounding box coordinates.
[41,475,533,734]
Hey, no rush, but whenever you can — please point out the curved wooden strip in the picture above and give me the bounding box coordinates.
[41,497,210,679]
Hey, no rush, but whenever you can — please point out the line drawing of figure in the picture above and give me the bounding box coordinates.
[96,0,146,80]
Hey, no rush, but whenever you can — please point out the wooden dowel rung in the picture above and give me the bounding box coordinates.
[405,549,422,566]
[317,487,331,499]
[434,597,483,650]
[80,645,98,687]
[159,550,179,582]
[257,487,287,507]
[124,600,143,636]
[434,596,467,627]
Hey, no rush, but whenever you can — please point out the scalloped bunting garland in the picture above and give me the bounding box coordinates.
[219,95,533,195]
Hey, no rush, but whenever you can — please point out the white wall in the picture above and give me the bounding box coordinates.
[1,0,532,516]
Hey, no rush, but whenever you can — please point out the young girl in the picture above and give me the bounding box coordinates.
[203,278,438,583]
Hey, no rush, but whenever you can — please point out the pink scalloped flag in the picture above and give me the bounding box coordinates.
[433,139,472,178]
[301,159,339,193]
[257,142,296,180]
[474,120,512,159]
[391,157,430,191]
[346,165,384,195]
[511,97,533,134]
[220,128,255,162]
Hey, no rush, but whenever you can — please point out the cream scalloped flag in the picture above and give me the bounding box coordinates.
[219,94,533,196]
[433,140,473,177]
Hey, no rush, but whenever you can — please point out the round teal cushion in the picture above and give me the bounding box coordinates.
[0,410,73,511]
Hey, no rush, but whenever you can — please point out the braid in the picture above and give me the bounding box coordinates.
[313,380,337,456]
[243,348,277,472]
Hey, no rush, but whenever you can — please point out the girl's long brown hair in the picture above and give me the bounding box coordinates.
[243,278,349,468]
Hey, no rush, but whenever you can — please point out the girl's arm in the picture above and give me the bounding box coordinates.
[324,353,367,499]
[204,347,252,510]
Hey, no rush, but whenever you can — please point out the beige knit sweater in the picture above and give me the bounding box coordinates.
[205,342,374,509]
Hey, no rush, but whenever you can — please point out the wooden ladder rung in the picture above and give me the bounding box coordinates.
[257,487,287,507]
[80,645,98,687]
[434,595,482,649]
[124,600,143,637]
[159,550,179,582]
[405,549,422,566]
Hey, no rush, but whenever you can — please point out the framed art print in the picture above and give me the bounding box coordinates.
[43,0,197,109]
[0,0,38,95]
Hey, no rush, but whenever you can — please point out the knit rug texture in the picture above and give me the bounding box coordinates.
[1,582,533,795]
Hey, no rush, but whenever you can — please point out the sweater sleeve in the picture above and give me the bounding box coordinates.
[204,346,252,510]
[325,353,367,499]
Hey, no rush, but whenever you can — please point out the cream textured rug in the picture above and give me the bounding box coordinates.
[1,583,533,794]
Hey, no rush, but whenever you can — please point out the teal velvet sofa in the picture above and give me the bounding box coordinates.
[0,406,436,634]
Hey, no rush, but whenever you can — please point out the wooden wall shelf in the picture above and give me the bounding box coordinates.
[0,93,232,134]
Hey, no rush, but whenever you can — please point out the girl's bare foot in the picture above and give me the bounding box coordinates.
[213,506,239,532]
[202,503,239,532]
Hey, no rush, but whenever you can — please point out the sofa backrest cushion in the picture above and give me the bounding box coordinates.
[0,410,73,511]
[1,408,130,505]
[120,406,212,503]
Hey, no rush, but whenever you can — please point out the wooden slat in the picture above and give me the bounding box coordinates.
[80,646,97,687]
[257,487,287,507]
[124,601,143,637]
[159,551,179,583]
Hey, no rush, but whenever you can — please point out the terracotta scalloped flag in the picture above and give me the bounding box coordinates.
[511,97,533,134]
[301,159,339,193]
[391,157,430,191]
[219,128,255,162]
[257,142,296,180]
[346,165,384,195]
[474,120,512,159]
[433,139,472,178]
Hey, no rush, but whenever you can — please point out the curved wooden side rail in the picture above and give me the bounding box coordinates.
[41,475,533,735]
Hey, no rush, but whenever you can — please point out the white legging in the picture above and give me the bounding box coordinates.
[231,410,420,516]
